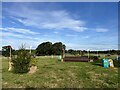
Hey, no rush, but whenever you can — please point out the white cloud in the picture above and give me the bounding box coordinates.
[65,34,90,39]
[0,27,40,35]
[95,28,108,32]
[0,27,40,41]
[83,36,89,39]
[53,31,59,34]
[2,34,65,50]
[2,38,39,50]
[2,31,39,41]
[1,31,40,50]
[2,32,23,38]
[43,34,49,37]
[1,27,40,50]
[5,5,87,32]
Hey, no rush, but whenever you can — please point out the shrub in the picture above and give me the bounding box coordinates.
[89,56,99,61]
[113,60,120,67]
[12,46,31,73]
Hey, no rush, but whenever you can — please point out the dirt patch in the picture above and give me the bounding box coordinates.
[102,73,108,77]
[95,74,101,78]
[28,66,38,74]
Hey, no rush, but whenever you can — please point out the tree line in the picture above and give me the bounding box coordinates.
[1,42,66,56]
[66,49,120,55]
[1,42,120,57]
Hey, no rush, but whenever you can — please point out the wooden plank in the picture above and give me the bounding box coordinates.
[63,56,89,62]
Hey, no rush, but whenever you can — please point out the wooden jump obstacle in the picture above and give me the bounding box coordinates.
[63,56,90,62]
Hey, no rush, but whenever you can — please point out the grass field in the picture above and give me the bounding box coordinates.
[2,56,118,88]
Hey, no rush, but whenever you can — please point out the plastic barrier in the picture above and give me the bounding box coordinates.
[58,55,61,60]
[102,59,109,68]
[109,59,114,68]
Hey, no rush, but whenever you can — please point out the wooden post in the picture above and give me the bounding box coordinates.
[80,50,81,56]
[97,50,98,57]
[10,47,11,60]
[87,49,89,58]
[61,47,65,62]
[8,46,12,71]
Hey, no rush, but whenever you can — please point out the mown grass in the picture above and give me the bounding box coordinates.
[2,56,118,88]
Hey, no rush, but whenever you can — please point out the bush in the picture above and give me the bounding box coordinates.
[89,56,99,61]
[12,46,31,73]
[113,60,120,67]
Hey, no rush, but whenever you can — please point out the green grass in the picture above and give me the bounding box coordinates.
[2,56,118,88]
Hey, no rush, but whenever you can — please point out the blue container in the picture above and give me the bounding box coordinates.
[102,59,109,68]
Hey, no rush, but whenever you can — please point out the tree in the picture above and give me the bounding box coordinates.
[68,49,75,55]
[12,45,31,73]
[52,42,66,55]
[2,45,15,57]
[36,42,52,55]
[36,42,66,55]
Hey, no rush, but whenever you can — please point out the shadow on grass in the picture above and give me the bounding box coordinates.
[25,86,61,90]
[91,59,103,67]
[92,63,102,67]
[25,86,45,90]
[25,87,36,90]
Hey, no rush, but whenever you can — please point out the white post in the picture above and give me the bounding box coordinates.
[30,46,32,54]
[117,55,118,60]
[51,55,53,58]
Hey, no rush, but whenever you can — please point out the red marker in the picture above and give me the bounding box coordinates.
[8,46,12,49]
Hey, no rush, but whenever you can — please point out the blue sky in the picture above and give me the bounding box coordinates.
[1,2,118,50]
